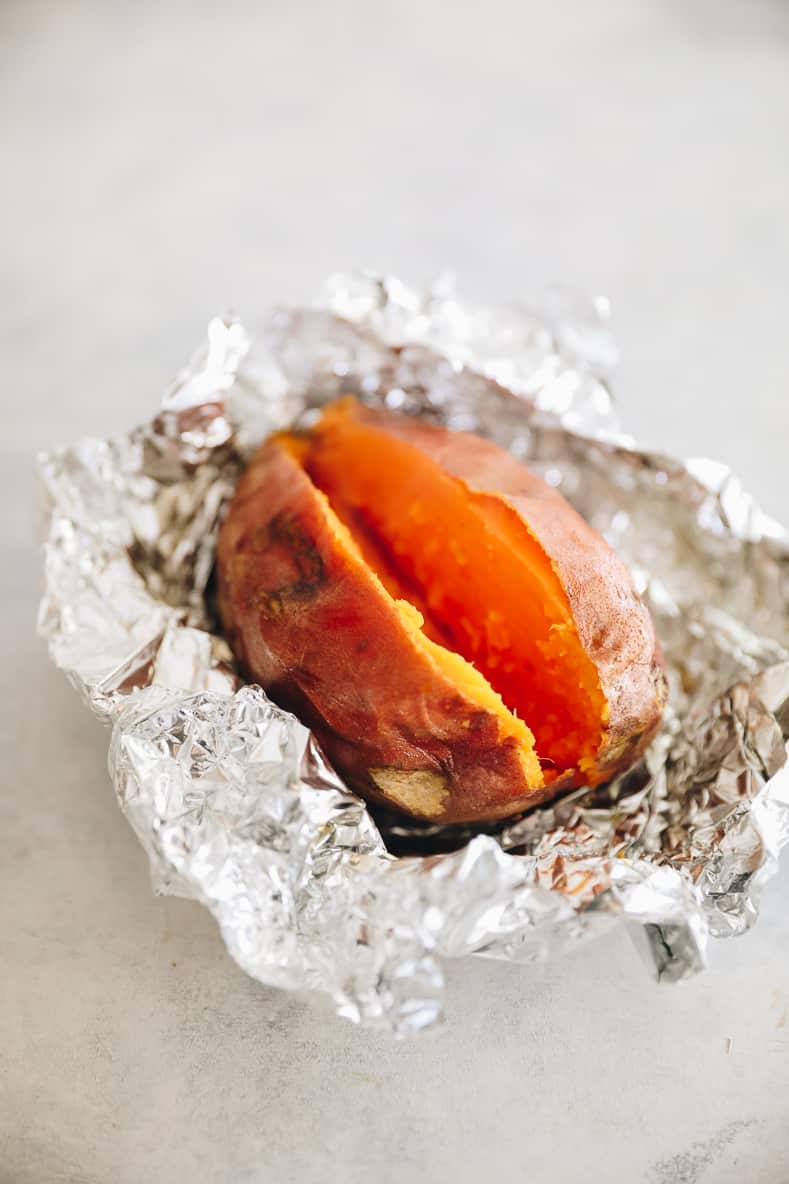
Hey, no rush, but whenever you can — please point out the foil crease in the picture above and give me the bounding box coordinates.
[38,273,789,1032]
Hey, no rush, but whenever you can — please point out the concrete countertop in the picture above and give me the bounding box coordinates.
[3,2,788,1181]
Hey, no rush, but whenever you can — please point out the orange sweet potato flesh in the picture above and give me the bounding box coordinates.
[217,397,665,823]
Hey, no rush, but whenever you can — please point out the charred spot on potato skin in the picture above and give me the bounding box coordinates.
[447,706,501,751]
[256,589,286,617]
[269,512,326,585]
[465,709,495,736]
[245,512,329,620]
[253,578,324,619]
[242,513,327,582]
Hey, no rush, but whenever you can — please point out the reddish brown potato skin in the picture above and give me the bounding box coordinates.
[217,406,665,823]
[216,438,555,823]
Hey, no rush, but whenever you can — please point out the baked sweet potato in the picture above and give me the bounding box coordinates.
[217,397,665,823]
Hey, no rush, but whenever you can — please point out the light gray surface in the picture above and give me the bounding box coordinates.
[2,2,789,1182]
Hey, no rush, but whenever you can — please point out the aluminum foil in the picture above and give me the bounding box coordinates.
[38,273,789,1034]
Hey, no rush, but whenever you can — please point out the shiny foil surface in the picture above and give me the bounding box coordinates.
[38,274,789,1033]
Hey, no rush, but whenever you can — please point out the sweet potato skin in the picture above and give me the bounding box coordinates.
[217,405,665,823]
[216,438,554,822]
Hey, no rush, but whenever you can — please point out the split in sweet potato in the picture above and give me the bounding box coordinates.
[217,397,665,823]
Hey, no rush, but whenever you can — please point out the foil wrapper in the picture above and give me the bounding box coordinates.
[38,273,789,1034]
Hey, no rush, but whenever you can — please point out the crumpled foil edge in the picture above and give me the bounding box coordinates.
[38,273,789,1033]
